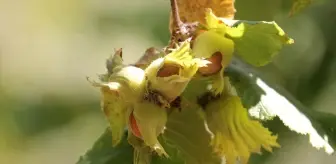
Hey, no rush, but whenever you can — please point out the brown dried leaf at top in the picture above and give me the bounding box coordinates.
[169,0,236,33]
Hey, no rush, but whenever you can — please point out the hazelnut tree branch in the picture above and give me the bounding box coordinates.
[170,0,183,28]
[167,0,198,51]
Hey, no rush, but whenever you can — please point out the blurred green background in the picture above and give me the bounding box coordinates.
[0,0,335,163]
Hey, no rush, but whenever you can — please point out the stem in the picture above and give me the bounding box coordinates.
[170,0,183,28]
[167,0,199,51]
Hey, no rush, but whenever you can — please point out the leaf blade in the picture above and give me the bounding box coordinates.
[226,21,294,67]
[226,57,335,154]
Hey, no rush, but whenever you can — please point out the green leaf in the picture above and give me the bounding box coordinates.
[225,21,294,67]
[76,129,133,164]
[226,57,335,154]
[313,112,336,148]
[76,129,186,164]
[162,93,222,164]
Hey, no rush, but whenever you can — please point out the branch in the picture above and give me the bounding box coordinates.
[167,0,198,51]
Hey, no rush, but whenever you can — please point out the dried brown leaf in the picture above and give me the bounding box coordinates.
[169,0,236,33]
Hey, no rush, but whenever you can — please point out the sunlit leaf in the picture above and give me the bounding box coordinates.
[313,112,336,149]
[226,58,335,154]
[226,21,294,67]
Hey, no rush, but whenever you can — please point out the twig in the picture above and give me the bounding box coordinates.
[170,0,183,28]
[167,0,199,52]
